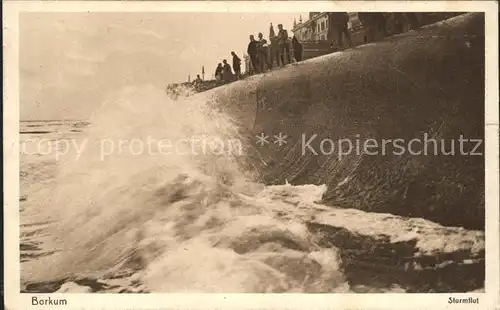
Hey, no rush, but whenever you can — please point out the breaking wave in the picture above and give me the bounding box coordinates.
[26,84,350,293]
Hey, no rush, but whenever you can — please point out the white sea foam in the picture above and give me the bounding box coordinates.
[23,85,348,293]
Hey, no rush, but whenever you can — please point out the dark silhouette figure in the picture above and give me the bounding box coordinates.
[231,51,242,80]
[327,12,353,49]
[222,59,233,83]
[292,36,303,62]
[277,24,290,65]
[257,32,271,72]
[215,63,223,84]
[192,74,203,91]
[269,23,279,68]
[247,35,258,74]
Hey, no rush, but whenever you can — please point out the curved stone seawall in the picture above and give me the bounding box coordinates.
[208,13,485,230]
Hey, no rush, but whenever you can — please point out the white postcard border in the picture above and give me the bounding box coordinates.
[3,1,499,309]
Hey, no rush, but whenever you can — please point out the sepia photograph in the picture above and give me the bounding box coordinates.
[3,1,499,309]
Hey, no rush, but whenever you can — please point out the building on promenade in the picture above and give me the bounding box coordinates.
[290,12,365,60]
[292,13,365,50]
[292,12,362,42]
[291,12,464,60]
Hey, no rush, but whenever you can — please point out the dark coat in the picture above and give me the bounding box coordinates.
[277,29,288,45]
[232,55,241,69]
[223,63,232,75]
[215,65,223,76]
[247,41,257,56]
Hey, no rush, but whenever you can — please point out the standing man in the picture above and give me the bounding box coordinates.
[247,35,259,74]
[231,51,242,80]
[257,32,271,72]
[277,24,290,65]
[327,12,353,49]
[270,36,280,68]
[269,23,278,68]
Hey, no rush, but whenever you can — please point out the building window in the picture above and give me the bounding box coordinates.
[321,21,325,31]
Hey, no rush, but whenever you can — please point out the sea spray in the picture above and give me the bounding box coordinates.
[24,84,349,292]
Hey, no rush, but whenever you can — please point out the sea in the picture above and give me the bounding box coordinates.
[19,84,484,294]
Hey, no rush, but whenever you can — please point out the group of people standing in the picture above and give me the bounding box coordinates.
[214,51,243,84]
[212,22,304,83]
[209,13,422,86]
[246,23,303,74]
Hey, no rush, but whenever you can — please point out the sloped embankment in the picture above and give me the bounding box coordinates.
[211,13,485,230]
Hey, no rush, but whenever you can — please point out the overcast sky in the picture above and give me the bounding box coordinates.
[20,12,306,120]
